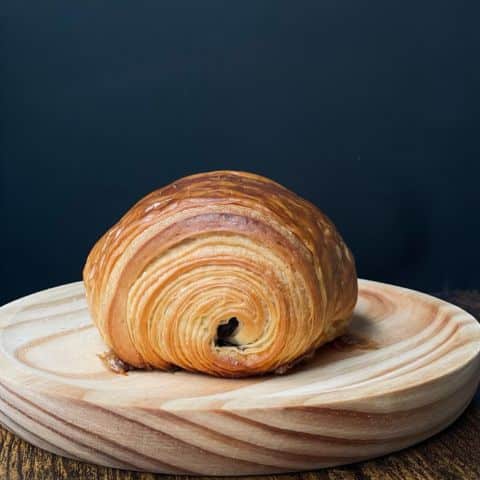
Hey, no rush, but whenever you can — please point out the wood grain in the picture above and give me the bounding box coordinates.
[0,281,479,477]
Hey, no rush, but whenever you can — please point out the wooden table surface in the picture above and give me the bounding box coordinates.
[1,290,479,480]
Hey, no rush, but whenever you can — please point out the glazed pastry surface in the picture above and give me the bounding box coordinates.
[83,171,357,377]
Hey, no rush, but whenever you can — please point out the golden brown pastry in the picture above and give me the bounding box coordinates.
[83,171,357,377]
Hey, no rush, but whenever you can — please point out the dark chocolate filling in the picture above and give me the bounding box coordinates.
[215,317,239,347]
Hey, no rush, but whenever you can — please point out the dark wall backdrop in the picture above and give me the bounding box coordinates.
[1,1,479,304]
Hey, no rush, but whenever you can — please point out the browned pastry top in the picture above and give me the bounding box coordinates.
[83,171,357,376]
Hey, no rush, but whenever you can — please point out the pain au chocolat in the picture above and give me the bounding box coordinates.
[83,171,357,377]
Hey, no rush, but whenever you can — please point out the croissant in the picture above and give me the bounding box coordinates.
[83,171,357,377]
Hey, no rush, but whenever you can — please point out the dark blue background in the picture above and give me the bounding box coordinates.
[1,1,479,303]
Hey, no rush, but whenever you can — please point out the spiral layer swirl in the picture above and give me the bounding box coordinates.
[83,171,357,377]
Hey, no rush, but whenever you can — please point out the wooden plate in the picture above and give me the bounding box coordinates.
[0,280,479,475]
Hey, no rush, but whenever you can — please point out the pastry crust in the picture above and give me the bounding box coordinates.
[83,171,357,377]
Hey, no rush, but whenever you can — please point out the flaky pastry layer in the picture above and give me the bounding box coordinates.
[83,171,357,377]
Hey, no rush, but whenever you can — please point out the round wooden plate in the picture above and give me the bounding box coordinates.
[0,280,479,475]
